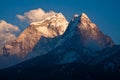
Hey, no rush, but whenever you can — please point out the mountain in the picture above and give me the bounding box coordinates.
[0,13,119,80]
[2,12,68,57]
[57,13,114,51]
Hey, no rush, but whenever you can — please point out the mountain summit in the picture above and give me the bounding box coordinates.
[57,13,114,50]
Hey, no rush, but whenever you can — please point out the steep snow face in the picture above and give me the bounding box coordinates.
[57,13,114,51]
[2,12,68,57]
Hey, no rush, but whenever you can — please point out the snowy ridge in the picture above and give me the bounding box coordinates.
[30,13,66,25]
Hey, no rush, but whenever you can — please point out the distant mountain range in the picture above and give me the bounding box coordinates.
[0,12,120,80]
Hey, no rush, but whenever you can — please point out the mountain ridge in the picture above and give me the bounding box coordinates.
[0,13,119,80]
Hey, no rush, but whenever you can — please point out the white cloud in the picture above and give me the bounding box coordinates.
[16,15,25,21]
[17,8,56,23]
[0,20,19,47]
[0,20,19,33]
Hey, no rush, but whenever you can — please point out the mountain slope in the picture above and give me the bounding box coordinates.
[57,13,114,51]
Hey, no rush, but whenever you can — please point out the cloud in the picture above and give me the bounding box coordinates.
[17,8,56,23]
[16,15,25,21]
[0,20,19,47]
[0,20,19,33]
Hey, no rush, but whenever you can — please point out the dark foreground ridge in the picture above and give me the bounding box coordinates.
[0,45,120,80]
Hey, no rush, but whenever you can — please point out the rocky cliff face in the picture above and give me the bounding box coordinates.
[2,13,68,57]
[57,13,114,51]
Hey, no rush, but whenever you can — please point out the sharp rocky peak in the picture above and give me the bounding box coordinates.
[81,13,90,20]
[57,13,114,51]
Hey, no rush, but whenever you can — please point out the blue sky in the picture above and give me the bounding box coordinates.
[0,0,120,44]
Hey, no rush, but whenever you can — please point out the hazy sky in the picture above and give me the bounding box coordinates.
[0,0,120,44]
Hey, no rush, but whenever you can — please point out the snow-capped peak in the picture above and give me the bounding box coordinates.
[30,12,68,37]
[30,13,57,25]
[30,13,66,26]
